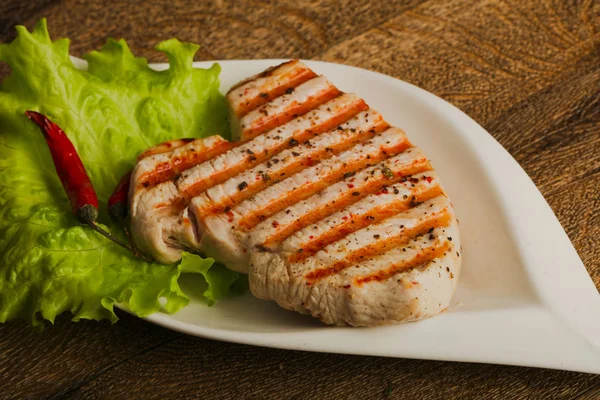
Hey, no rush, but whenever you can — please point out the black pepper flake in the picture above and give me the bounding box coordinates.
[344,171,356,179]
[249,155,257,161]
[400,225,404,228]
[403,195,408,199]
[448,237,453,241]
[285,87,294,94]
[298,248,304,253]
[365,216,375,220]
[272,158,280,164]
[262,173,271,181]
[350,128,356,132]
[292,151,301,157]
[352,192,360,196]
[336,125,343,130]
[382,166,394,179]
[374,234,380,239]
[428,227,434,234]
[285,209,291,214]
[429,235,435,240]
[259,92,268,98]
[456,251,460,257]
[224,205,231,213]
[393,188,400,194]
[289,138,299,146]
[247,149,255,155]
[238,181,248,191]
[326,147,333,152]
[266,161,273,168]
[258,215,266,221]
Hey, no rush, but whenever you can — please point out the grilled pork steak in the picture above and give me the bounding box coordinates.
[129,60,461,326]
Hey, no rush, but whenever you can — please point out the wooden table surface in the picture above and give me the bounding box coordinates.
[1,0,599,399]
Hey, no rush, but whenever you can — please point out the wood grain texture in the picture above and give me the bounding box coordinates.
[0,0,599,399]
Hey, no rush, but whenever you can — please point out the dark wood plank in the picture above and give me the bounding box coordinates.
[0,313,180,399]
[64,336,600,400]
[319,0,600,127]
[3,0,426,61]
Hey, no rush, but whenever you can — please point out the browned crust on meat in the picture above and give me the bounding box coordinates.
[199,124,388,217]
[137,141,236,190]
[289,184,443,263]
[183,97,369,200]
[304,209,451,283]
[238,139,412,230]
[354,241,452,285]
[240,86,342,141]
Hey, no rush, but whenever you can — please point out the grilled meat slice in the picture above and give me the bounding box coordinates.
[129,60,461,326]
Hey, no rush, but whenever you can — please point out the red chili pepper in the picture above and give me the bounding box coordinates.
[25,111,151,262]
[25,111,99,225]
[108,171,131,223]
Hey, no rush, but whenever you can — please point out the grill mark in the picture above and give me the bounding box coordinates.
[262,156,431,249]
[138,141,236,189]
[181,97,368,200]
[137,138,195,160]
[241,86,342,141]
[228,60,301,93]
[238,139,412,231]
[288,184,442,263]
[354,241,452,285]
[235,70,318,117]
[153,196,187,213]
[303,210,451,283]
[200,125,387,216]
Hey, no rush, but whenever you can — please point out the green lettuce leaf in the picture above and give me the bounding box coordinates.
[0,19,241,329]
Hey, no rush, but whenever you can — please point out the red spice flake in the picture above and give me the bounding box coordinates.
[425,176,433,183]
[343,284,351,289]
[309,236,314,239]
[347,183,354,189]
[272,221,279,228]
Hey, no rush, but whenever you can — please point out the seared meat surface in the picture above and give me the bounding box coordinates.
[130,60,461,326]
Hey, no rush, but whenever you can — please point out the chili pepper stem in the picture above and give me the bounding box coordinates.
[87,222,152,262]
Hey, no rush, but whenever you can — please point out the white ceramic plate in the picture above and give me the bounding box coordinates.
[78,58,600,373]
